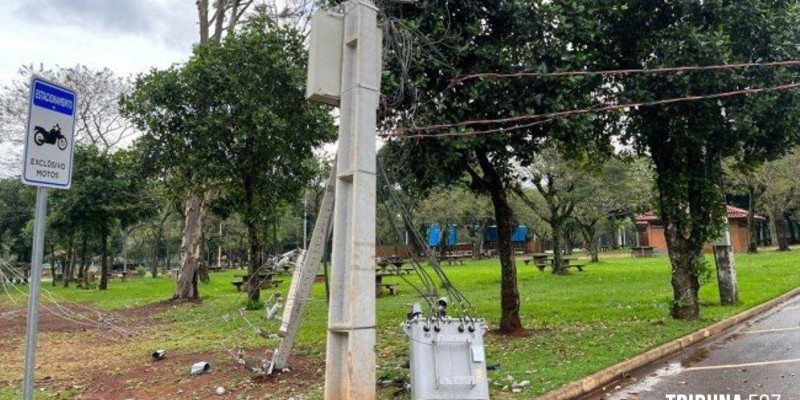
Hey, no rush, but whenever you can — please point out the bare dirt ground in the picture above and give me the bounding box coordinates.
[0,303,323,400]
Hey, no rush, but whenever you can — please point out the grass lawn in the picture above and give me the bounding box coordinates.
[1,249,799,399]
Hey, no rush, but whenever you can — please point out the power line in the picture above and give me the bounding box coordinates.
[386,82,800,139]
[450,59,800,87]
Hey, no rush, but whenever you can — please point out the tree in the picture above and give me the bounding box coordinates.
[513,146,586,274]
[726,160,771,253]
[586,1,800,318]
[123,16,335,303]
[378,0,613,334]
[573,158,655,262]
[758,152,800,251]
[0,178,34,261]
[48,146,145,290]
[111,0,257,301]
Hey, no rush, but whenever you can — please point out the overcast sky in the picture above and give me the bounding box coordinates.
[0,0,198,86]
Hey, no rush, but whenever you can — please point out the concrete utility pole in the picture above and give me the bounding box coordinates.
[269,163,336,373]
[324,1,382,399]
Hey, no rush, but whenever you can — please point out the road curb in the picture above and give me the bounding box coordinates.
[535,287,800,400]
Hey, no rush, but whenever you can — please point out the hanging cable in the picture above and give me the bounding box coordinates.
[449,59,800,87]
[385,82,800,139]
[377,158,475,317]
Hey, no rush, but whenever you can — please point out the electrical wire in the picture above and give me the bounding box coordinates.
[387,82,800,139]
[449,59,800,86]
[377,158,475,317]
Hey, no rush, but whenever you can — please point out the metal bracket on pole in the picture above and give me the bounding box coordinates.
[22,187,49,400]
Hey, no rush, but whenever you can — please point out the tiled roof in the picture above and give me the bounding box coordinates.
[636,205,765,223]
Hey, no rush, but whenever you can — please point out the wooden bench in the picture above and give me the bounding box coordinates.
[569,263,587,272]
[375,283,399,296]
[533,263,549,271]
[231,279,285,291]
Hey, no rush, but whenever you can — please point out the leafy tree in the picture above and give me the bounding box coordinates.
[586,0,800,318]
[514,146,586,274]
[725,160,772,253]
[379,0,613,334]
[573,158,655,262]
[0,178,34,261]
[123,16,335,303]
[49,146,146,290]
[757,152,800,251]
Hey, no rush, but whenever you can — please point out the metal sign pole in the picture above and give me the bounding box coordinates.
[22,186,49,400]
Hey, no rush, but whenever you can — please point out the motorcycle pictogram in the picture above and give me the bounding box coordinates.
[33,124,68,151]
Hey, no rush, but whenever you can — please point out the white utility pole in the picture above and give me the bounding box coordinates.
[324,1,381,399]
[269,163,337,373]
[217,223,223,268]
[303,1,381,397]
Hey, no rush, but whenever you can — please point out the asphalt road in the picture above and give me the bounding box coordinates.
[587,295,800,400]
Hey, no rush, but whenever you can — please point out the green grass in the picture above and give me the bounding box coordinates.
[2,250,800,399]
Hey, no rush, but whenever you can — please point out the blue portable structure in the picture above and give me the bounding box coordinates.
[446,225,458,247]
[512,225,528,243]
[427,224,441,247]
[483,226,498,243]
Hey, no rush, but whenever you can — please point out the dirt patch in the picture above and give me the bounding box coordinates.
[1,302,324,399]
[0,305,100,336]
[73,349,322,400]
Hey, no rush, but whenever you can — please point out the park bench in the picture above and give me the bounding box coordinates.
[375,282,399,296]
[231,278,284,291]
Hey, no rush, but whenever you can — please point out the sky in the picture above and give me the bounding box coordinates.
[0,0,199,177]
[0,0,197,86]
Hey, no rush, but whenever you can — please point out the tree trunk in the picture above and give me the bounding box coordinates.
[580,223,600,263]
[491,189,523,333]
[551,219,567,275]
[151,228,161,278]
[665,227,701,319]
[244,176,263,305]
[774,215,791,251]
[747,189,759,253]
[173,192,209,301]
[99,228,109,290]
[477,152,523,334]
[563,228,574,256]
[713,244,738,305]
[78,234,88,287]
[64,236,74,288]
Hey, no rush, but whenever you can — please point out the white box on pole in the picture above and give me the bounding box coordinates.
[21,76,77,189]
[306,10,344,106]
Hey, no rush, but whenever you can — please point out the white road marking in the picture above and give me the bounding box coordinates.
[685,357,800,372]
[741,326,800,335]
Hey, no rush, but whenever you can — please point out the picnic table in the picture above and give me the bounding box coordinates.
[438,253,471,265]
[231,272,284,291]
[374,262,413,296]
[631,246,655,258]
[521,253,588,272]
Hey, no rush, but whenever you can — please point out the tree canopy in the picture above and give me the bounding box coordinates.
[122,15,336,303]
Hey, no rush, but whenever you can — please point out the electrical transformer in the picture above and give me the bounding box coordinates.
[403,306,490,400]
